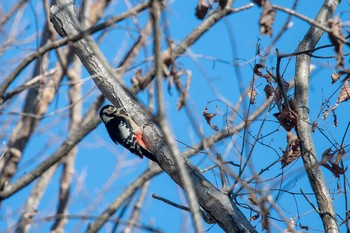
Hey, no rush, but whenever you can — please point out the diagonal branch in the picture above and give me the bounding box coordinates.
[49,0,257,232]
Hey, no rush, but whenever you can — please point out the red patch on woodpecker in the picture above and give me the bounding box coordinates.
[136,132,149,150]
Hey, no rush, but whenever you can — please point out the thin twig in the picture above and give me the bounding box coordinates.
[300,189,320,214]
[152,193,216,224]
[272,3,348,45]
[151,0,203,231]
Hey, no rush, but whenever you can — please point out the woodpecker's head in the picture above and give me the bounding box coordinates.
[99,105,117,123]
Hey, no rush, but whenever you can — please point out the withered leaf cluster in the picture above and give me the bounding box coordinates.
[331,73,340,84]
[195,0,228,19]
[256,0,275,36]
[195,0,210,19]
[328,16,345,68]
[273,99,298,132]
[248,192,269,230]
[281,131,301,168]
[247,192,269,231]
[320,148,346,178]
[202,107,219,131]
[216,0,228,8]
[254,63,265,77]
[247,86,257,104]
[132,41,192,110]
[248,192,259,206]
[253,64,276,99]
[263,84,275,99]
[336,79,350,103]
[253,63,298,131]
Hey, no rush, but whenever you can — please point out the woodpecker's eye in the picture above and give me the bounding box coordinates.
[103,105,116,116]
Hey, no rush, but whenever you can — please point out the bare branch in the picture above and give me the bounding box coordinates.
[294,0,340,231]
[48,1,258,232]
[0,95,105,200]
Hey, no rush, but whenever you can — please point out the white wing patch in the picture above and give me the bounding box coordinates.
[118,122,132,142]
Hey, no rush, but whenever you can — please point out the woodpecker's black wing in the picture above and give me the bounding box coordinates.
[100,105,157,162]
[106,116,157,162]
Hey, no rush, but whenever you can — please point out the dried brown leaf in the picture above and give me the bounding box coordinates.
[332,105,338,127]
[250,214,260,221]
[286,131,298,144]
[331,73,340,84]
[274,101,299,131]
[264,84,274,99]
[259,199,270,231]
[322,107,330,120]
[263,71,274,83]
[259,0,275,37]
[252,0,263,6]
[195,0,209,20]
[254,64,265,77]
[203,107,219,131]
[215,0,228,8]
[335,148,346,165]
[337,80,350,103]
[248,193,259,206]
[261,214,269,231]
[281,131,301,168]
[328,16,345,68]
[248,87,257,104]
[320,147,333,165]
[325,164,346,178]
[320,147,346,177]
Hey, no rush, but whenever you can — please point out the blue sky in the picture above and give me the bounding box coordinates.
[1,0,350,232]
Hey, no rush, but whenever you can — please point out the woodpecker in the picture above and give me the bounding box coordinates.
[99,104,157,162]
